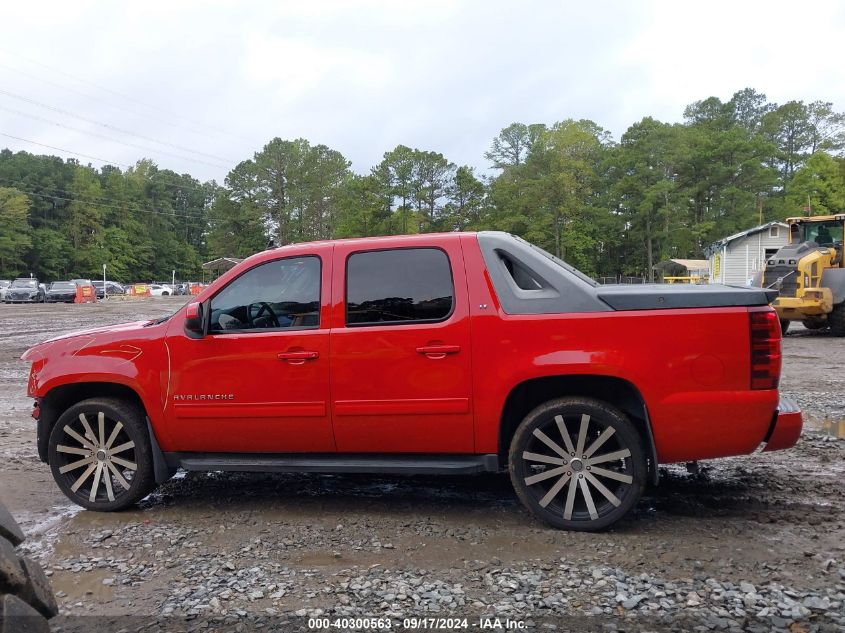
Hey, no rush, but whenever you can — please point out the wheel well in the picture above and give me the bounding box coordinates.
[37,382,146,462]
[498,375,659,483]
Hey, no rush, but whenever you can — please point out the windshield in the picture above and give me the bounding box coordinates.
[11,279,37,288]
[802,220,844,246]
[50,282,75,290]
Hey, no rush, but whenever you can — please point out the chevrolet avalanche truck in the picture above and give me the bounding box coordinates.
[21,232,802,530]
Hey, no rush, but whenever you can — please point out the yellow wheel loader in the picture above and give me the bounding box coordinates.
[758,214,845,335]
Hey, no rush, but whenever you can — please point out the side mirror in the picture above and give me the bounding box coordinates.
[184,302,205,338]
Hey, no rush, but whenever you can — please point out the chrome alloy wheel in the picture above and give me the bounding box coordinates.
[54,412,137,503]
[519,411,637,524]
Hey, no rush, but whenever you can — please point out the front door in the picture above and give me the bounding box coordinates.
[330,239,474,453]
[164,249,335,453]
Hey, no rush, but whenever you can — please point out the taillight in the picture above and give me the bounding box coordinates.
[749,310,782,390]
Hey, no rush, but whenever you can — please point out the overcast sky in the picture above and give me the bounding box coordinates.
[0,0,843,183]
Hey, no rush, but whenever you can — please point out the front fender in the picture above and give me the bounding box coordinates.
[23,329,170,447]
[31,340,152,401]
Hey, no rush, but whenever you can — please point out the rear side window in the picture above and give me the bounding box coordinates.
[346,248,454,326]
[499,252,544,290]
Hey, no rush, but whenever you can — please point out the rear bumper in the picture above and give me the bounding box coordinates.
[763,396,803,452]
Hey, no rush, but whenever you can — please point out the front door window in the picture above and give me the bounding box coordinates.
[209,256,321,332]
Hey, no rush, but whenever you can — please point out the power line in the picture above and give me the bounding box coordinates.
[1,132,121,167]
[6,181,208,221]
[8,185,210,223]
[0,101,230,169]
[0,61,247,147]
[0,132,217,195]
[0,87,234,164]
[0,177,209,221]
[0,48,254,144]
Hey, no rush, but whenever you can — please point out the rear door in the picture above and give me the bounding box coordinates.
[329,238,474,453]
[164,246,335,453]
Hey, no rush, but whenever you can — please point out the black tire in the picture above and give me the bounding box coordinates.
[0,501,58,628]
[830,302,845,337]
[779,319,790,334]
[48,398,156,511]
[802,319,826,330]
[509,397,646,531]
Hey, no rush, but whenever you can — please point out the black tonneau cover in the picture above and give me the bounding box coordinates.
[476,232,777,314]
[596,284,777,311]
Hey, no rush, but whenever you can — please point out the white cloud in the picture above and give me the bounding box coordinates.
[242,34,393,104]
[0,0,842,182]
[620,0,845,123]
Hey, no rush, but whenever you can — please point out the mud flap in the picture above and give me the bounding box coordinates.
[641,404,660,485]
[146,418,176,483]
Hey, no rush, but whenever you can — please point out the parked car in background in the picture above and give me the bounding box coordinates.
[149,284,173,297]
[5,278,45,303]
[45,281,78,303]
[92,281,125,299]
[174,282,191,296]
[153,282,178,294]
[0,280,10,301]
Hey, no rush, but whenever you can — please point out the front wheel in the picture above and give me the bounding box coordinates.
[509,397,646,531]
[48,398,156,511]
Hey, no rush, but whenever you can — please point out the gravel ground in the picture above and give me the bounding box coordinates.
[0,299,843,632]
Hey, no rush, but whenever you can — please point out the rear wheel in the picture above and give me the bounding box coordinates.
[830,302,845,337]
[48,398,156,511]
[779,319,790,334]
[509,397,646,531]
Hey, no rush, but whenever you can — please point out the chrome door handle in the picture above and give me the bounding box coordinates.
[277,351,319,361]
[416,345,461,359]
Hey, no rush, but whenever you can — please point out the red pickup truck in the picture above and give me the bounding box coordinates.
[21,232,802,530]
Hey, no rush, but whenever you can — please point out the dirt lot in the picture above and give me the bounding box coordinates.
[1,299,844,631]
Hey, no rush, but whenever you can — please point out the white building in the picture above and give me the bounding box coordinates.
[704,221,788,286]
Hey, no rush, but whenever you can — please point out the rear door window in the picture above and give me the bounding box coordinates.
[346,248,454,326]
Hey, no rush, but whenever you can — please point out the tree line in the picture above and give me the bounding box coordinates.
[1,87,843,283]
